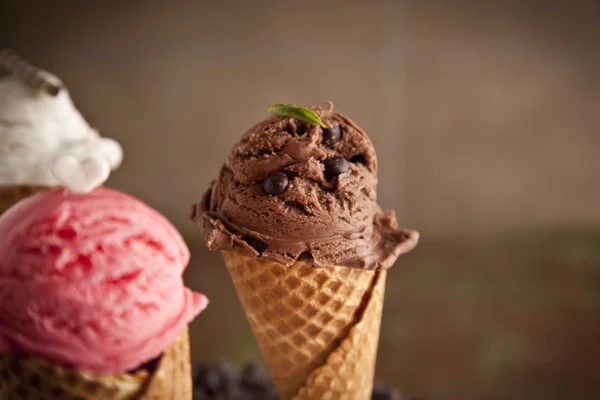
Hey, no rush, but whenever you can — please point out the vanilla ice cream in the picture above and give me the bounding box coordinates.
[0,73,123,186]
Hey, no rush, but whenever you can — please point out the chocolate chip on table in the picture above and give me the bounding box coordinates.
[323,125,341,145]
[191,361,409,400]
[192,364,208,384]
[224,383,244,400]
[241,362,266,390]
[215,361,238,381]
[203,368,223,393]
[263,172,289,195]
[324,156,350,177]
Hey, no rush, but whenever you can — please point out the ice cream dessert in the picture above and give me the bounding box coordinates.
[0,49,122,213]
[0,156,208,399]
[191,102,419,399]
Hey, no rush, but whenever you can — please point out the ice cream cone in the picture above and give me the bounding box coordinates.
[0,328,192,400]
[0,185,51,215]
[222,251,386,400]
[138,327,193,400]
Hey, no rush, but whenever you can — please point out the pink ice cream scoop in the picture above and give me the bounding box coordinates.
[0,187,208,373]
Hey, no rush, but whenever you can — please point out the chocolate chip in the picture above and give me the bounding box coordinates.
[241,362,262,383]
[191,361,407,399]
[263,172,289,195]
[224,383,245,400]
[203,368,222,393]
[324,156,349,177]
[215,361,238,383]
[323,125,341,145]
[192,364,208,384]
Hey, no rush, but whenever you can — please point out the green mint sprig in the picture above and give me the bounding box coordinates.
[267,103,327,128]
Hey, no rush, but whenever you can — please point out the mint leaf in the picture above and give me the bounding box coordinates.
[267,103,327,128]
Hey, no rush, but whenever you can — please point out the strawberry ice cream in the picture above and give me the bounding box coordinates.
[0,187,208,373]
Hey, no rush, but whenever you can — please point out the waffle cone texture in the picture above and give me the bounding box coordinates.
[222,251,386,400]
[0,328,192,400]
[0,185,52,215]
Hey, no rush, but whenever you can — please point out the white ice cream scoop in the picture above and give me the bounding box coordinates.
[50,155,110,193]
[0,50,123,186]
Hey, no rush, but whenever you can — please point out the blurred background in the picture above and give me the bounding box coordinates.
[1,1,599,399]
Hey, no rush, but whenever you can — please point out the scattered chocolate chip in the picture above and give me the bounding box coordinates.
[324,156,350,177]
[203,368,223,393]
[243,236,268,254]
[263,172,289,195]
[241,363,265,390]
[192,364,209,384]
[191,361,408,400]
[323,125,341,145]
[215,361,238,383]
[224,383,245,400]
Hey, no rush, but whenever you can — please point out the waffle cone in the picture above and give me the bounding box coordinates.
[0,328,192,400]
[223,251,386,400]
[0,185,52,215]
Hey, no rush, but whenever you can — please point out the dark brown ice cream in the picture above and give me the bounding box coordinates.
[191,102,418,270]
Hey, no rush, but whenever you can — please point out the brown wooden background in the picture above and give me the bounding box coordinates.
[1,1,599,399]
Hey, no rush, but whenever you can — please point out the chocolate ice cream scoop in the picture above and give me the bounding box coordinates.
[191,102,418,269]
